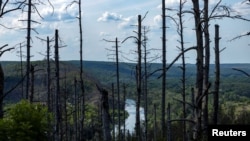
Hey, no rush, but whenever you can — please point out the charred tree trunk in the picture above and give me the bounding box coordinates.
[161,0,167,139]
[203,0,210,134]
[213,24,220,125]
[135,15,142,141]
[26,0,32,99]
[115,37,121,141]
[167,103,171,141]
[74,78,79,141]
[154,104,157,141]
[192,0,204,140]
[29,65,34,103]
[143,26,148,141]
[78,1,85,139]
[178,0,187,140]
[0,64,4,118]
[96,85,112,141]
[111,83,115,141]
[54,29,61,141]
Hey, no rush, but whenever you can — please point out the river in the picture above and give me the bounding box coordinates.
[125,99,145,133]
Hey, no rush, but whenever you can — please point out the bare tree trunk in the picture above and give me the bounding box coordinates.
[153,104,157,141]
[167,103,171,141]
[29,64,34,103]
[161,0,167,139]
[111,83,115,141]
[74,78,79,141]
[178,0,187,140]
[0,64,4,118]
[135,14,142,141]
[143,26,148,141]
[54,29,61,141]
[26,0,32,99]
[191,0,203,140]
[203,0,210,135]
[77,1,85,139]
[96,85,112,141]
[213,24,220,125]
[115,37,121,141]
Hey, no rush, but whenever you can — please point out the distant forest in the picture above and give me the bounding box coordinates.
[0,0,250,141]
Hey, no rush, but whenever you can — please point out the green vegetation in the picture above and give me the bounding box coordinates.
[0,100,51,141]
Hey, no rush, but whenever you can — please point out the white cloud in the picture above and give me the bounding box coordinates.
[118,16,136,29]
[97,11,123,22]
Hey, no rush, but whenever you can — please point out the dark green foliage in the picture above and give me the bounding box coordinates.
[0,100,51,141]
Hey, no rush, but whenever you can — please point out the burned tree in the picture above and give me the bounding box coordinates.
[0,45,14,118]
[96,84,112,141]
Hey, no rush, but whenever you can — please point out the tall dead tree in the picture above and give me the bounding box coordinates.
[54,29,61,141]
[0,63,3,118]
[0,45,14,118]
[115,37,121,141]
[177,0,187,140]
[213,24,220,125]
[202,0,210,134]
[96,84,112,141]
[77,1,85,139]
[135,15,142,141]
[103,37,121,140]
[161,0,167,139]
[111,83,115,141]
[25,0,32,100]
[142,26,149,141]
[29,64,34,103]
[191,0,204,140]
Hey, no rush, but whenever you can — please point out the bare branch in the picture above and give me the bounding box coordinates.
[229,32,250,41]
[232,68,250,77]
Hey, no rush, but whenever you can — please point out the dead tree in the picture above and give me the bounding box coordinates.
[25,0,32,100]
[202,0,210,134]
[177,0,187,140]
[29,64,34,103]
[0,45,14,118]
[111,83,115,141]
[161,0,167,138]
[0,63,3,118]
[115,38,121,141]
[191,0,204,140]
[54,29,61,141]
[96,84,112,141]
[135,15,142,141]
[213,24,220,125]
[142,26,149,141]
[103,37,121,140]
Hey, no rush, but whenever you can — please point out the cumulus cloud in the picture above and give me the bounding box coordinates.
[41,2,78,22]
[118,16,136,29]
[97,11,123,22]
[97,11,137,29]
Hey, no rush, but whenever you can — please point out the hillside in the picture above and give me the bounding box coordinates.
[2,60,250,102]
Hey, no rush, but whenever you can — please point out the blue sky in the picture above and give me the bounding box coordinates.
[0,0,249,63]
